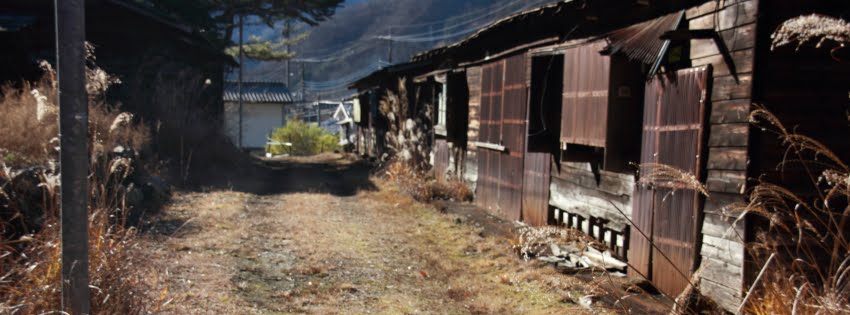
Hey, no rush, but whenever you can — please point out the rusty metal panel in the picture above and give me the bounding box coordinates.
[629,66,710,297]
[628,77,660,279]
[474,55,528,222]
[522,152,551,226]
[561,41,610,148]
[499,54,528,221]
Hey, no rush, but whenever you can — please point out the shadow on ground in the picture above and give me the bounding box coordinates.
[184,153,378,197]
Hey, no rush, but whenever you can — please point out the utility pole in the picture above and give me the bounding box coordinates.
[301,62,306,102]
[238,14,244,149]
[387,27,393,64]
[55,0,91,313]
[285,19,292,88]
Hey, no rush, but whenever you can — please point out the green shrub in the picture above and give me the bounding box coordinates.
[267,119,340,156]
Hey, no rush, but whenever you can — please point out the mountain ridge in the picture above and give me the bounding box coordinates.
[241,0,557,98]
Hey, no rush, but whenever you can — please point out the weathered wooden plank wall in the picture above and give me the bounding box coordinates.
[464,66,482,190]
[686,0,758,311]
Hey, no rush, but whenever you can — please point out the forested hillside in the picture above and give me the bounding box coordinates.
[242,0,556,95]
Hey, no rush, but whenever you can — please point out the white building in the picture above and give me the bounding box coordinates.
[224,81,294,149]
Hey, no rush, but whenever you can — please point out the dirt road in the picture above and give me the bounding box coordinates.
[142,155,615,314]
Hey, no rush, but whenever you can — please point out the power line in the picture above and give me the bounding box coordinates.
[384,0,551,39]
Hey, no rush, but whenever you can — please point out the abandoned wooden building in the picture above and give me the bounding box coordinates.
[351,0,850,311]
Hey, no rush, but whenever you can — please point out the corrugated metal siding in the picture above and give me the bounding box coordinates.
[476,54,528,222]
[628,66,711,297]
[522,152,551,226]
[561,41,610,148]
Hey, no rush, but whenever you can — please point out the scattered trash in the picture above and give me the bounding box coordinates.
[539,244,628,274]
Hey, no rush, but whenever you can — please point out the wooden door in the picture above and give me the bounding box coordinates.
[476,54,528,222]
[628,66,711,297]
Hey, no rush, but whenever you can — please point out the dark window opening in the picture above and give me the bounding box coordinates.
[528,54,564,156]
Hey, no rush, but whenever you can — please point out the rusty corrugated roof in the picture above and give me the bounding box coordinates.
[413,0,571,62]
[602,10,684,65]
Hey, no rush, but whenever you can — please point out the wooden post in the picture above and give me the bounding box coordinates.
[55,0,91,313]
[238,14,244,149]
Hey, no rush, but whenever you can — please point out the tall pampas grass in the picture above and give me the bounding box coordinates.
[0,45,159,313]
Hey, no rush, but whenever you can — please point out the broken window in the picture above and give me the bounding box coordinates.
[434,74,447,136]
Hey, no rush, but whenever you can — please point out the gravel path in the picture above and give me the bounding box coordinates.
[142,155,616,314]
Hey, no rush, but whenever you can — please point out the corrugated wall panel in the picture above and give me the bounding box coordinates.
[629,66,711,297]
[561,41,610,148]
[475,55,528,222]
[522,152,551,226]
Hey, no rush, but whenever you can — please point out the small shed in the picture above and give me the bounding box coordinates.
[224,81,294,149]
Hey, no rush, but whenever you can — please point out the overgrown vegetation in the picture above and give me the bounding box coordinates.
[379,78,433,167]
[731,108,850,314]
[0,60,148,168]
[731,15,850,314]
[636,109,850,314]
[266,119,340,156]
[0,47,159,313]
[383,159,472,202]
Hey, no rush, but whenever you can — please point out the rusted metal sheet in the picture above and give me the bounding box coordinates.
[522,152,551,226]
[475,54,528,222]
[434,139,449,182]
[628,66,711,297]
[561,41,610,148]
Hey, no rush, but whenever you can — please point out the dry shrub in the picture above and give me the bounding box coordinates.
[0,157,159,314]
[771,14,850,51]
[0,47,158,313]
[129,60,254,186]
[636,108,850,313]
[383,159,472,202]
[635,162,710,197]
[379,78,433,166]
[728,108,850,314]
[0,60,149,168]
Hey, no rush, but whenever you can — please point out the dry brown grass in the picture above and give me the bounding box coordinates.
[146,167,603,314]
[0,70,149,168]
[0,157,160,314]
[640,107,850,313]
[0,51,158,313]
[383,159,473,202]
[727,108,850,314]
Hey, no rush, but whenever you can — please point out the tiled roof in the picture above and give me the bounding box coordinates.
[224,81,294,103]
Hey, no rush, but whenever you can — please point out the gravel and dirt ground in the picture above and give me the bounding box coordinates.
[141,154,666,314]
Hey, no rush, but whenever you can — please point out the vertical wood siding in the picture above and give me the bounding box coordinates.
[434,139,449,182]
